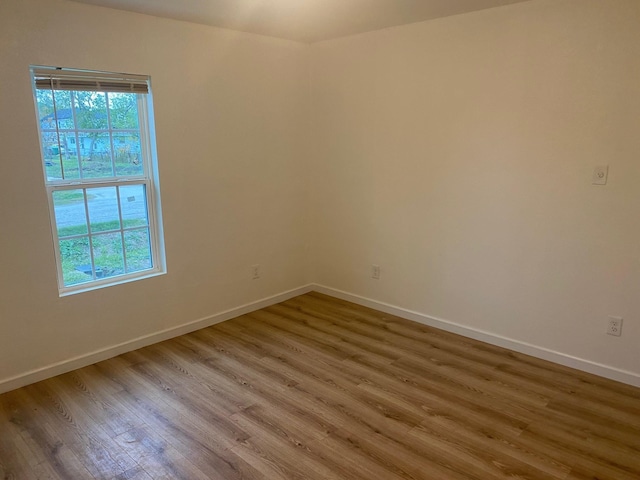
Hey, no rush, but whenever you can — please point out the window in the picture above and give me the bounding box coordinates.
[31,66,165,295]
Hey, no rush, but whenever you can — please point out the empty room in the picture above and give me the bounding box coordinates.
[1,0,639,478]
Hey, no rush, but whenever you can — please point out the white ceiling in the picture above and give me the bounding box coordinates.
[68,0,532,43]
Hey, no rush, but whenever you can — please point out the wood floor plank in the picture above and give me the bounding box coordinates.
[412,415,571,479]
[28,379,139,478]
[0,400,44,480]
[98,362,265,480]
[1,292,639,479]
[321,426,478,480]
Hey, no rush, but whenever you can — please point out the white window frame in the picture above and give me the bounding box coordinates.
[31,66,166,296]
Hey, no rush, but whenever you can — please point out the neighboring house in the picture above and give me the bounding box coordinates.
[40,108,140,161]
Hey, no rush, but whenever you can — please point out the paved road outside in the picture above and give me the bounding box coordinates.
[54,186,147,231]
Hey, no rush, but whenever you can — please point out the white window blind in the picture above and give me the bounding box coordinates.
[33,68,149,94]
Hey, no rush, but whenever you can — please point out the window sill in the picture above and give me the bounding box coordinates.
[59,268,166,297]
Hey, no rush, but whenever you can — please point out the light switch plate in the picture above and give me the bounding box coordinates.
[592,165,608,185]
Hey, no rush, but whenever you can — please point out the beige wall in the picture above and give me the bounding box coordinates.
[1,0,639,388]
[308,0,640,377]
[0,0,310,383]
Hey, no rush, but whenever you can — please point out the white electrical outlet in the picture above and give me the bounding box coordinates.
[372,264,380,280]
[592,165,609,185]
[251,264,261,280]
[607,316,623,336]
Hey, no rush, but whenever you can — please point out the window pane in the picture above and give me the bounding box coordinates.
[41,135,62,181]
[113,132,143,176]
[41,135,81,181]
[57,132,81,180]
[74,91,108,130]
[119,185,148,228]
[52,189,88,237]
[38,90,73,129]
[80,132,113,178]
[36,89,55,122]
[109,93,139,130]
[92,232,125,279]
[59,237,93,287]
[124,228,152,273]
[87,187,120,232]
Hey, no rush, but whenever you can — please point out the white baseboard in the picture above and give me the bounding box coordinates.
[0,284,314,394]
[312,284,640,388]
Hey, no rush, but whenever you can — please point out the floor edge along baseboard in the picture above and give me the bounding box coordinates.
[0,284,314,394]
[2,283,638,394]
[312,284,640,388]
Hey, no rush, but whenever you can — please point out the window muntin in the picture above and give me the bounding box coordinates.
[32,67,164,295]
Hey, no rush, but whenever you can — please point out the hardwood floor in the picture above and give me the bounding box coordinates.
[1,292,639,479]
